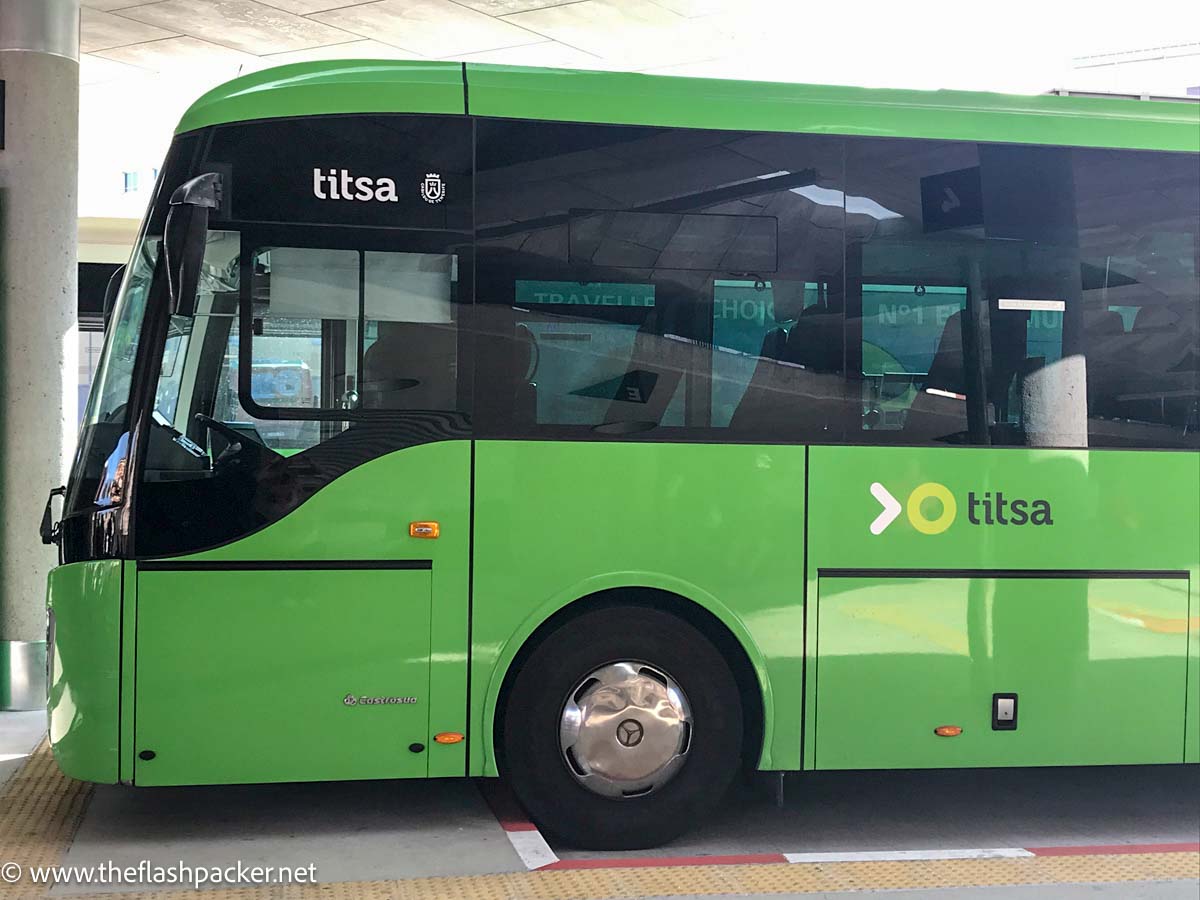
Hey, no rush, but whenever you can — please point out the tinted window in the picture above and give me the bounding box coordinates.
[845,139,1198,449]
[473,119,845,440]
[1072,148,1198,447]
[475,124,1196,450]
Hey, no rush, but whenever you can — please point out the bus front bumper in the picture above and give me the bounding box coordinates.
[46,560,124,784]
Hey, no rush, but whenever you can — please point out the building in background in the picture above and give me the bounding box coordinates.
[1068,42,1200,97]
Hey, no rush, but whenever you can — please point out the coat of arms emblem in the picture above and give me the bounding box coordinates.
[420,173,445,204]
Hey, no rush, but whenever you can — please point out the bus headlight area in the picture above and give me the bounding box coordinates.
[2,4,1198,896]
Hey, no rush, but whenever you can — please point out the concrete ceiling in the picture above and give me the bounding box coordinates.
[73,0,1199,225]
[76,1,1199,90]
[78,0,762,82]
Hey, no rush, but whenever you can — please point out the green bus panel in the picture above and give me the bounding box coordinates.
[177,60,466,133]
[816,576,1188,769]
[465,65,1200,152]
[470,440,807,776]
[166,440,472,779]
[176,61,1199,153]
[806,445,1199,770]
[46,560,124,783]
[807,446,1198,573]
[135,568,432,786]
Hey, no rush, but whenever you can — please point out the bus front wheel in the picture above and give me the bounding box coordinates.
[501,606,743,849]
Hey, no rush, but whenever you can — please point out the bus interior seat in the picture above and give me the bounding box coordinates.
[1116,304,1193,423]
[759,325,788,361]
[781,305,843,373]
[739,325,789,388]
[1125,304,1196,365]
[361,321,458,411]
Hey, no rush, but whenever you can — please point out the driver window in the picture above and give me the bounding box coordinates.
[135,233,470,558]
[230,245,461,453]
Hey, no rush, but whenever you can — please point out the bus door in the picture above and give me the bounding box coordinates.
[132,232,472,786]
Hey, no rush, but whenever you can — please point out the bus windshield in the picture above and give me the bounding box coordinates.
[65,239,158,516]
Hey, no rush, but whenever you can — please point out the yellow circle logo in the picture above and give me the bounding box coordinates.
[906,482,957,535]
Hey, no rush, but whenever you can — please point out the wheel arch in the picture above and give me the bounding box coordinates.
[480,574,773,777]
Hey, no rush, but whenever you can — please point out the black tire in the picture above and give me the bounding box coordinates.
[500,606,744,850]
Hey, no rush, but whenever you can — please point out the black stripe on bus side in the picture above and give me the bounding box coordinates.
[138,559,433,572]
[817,568,1189,580]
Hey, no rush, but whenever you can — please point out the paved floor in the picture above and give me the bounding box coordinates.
[2,711,1196,899]
[0,710,45,787]
[553,764,1200,859]
[647,888,1200,900]
[56,777,526,894]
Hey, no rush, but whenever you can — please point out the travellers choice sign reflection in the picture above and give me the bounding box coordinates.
[515,281,655,307]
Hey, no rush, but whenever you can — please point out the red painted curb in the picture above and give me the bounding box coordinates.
[547,843,1200,870]
[477,779,1198,871]
[1028,842,1200,857]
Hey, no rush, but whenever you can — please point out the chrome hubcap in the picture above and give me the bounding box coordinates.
[559,661,692,798]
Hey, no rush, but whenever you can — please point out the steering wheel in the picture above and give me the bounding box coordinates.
[194,414,282,463]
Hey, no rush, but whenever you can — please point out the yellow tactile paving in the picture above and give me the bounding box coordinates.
[2,741,1196,900]
[0,741,94,900]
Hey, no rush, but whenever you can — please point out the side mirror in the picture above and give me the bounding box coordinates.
[102,264,125,329]
[40,486,66,546]
[163,173,223,317]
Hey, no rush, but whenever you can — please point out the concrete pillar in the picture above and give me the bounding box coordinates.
[0,0,79,710]
[1022,354,1089,448]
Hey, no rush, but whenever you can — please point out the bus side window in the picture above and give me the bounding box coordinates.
[237,246,462,452]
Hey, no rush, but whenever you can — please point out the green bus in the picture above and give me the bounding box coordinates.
[43,62,1199,849]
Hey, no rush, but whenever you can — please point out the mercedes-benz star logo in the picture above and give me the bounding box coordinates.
[616,718,644,748]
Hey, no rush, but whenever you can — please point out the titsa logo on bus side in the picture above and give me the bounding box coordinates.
[869,482,1054,535]
[311,169,445,204]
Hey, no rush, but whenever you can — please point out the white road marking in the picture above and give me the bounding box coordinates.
[505,828,560,870]
[785,847,1035,863]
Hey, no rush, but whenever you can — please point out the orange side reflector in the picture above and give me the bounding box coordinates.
[934,725,963,737]
[434,732,464,744]
[409,521,440,539]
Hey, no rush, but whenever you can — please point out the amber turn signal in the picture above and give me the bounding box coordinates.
[434,732,464,744]
[934,725,963,737]
[409,521,440,539]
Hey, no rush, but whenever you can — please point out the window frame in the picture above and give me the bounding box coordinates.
[234,223,473,424]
